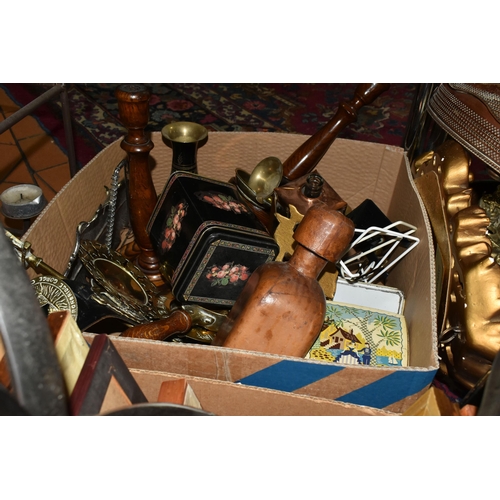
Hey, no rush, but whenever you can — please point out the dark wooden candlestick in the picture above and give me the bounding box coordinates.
[282,83,391,182]
[115,84,164,285]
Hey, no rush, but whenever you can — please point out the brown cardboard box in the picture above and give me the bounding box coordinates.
[24,131,438,414]
[83,335,395,416]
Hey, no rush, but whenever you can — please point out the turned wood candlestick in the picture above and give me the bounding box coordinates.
[282,83,391,182]
[115,84,164,285]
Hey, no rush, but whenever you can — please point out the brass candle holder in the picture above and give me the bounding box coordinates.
[161,121,208,175]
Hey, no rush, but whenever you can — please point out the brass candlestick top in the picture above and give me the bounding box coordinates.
[162,122,208,174]
[162,121,208,144]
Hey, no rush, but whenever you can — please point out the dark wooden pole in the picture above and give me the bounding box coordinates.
[282,83,391,182]
[115,84,164,285]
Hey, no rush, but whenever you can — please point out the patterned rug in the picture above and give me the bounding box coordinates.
[1,83,417,170]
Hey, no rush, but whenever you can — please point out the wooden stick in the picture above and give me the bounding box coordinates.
[282,84,391,182]
[120,309,192,341]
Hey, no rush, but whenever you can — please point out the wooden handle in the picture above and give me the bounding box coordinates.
[116,84,164,285]
[120,309,192,341]
[282,83,391,182]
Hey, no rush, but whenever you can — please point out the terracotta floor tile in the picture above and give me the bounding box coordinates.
[0,144,27,181]
[0,127,16,145]
[8,115,46,142]
[34,163,71,200]
[18,135,68,172]
[0,88,72,236]
[2,161,34,185]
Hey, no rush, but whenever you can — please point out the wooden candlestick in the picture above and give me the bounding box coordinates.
[282,83,391,182]
[115,84,164,285]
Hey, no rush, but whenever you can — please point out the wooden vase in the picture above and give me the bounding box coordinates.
[212,204,355,356]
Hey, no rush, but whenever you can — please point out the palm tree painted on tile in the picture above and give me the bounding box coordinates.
[325,306,402,366]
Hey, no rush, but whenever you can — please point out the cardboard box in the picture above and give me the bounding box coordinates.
[24,131,439,414]
[81,334,394,416]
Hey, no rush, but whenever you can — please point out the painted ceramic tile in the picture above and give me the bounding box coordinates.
[306,301,409,368]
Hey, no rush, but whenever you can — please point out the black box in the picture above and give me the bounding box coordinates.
[147,171,279,307]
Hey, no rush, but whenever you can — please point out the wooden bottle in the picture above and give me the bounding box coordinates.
[212,204,355,356]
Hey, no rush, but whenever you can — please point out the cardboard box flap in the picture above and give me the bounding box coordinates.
[87,334,435,414]
[384,155,438,369]
[24,142,127,275]
[129,368,397,416]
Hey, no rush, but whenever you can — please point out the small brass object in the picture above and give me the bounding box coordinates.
[78,240,170,325]
[234,168,272,209]
[161,121,208,175]
[4,229,65,280]
[31,276,79,322]
[247,156,283,205]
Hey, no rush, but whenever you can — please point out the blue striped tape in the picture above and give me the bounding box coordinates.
[336,369,437,408]
[236,360,436,409]
[237,359,345,392]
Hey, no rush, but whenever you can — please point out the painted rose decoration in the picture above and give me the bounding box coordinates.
[206,262,250,287]
[160,201,188,252]
[195,191,250,215]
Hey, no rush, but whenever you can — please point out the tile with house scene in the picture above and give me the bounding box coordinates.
[307,301,409,368]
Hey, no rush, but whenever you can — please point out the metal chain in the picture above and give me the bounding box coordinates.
[105,159,127,250]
